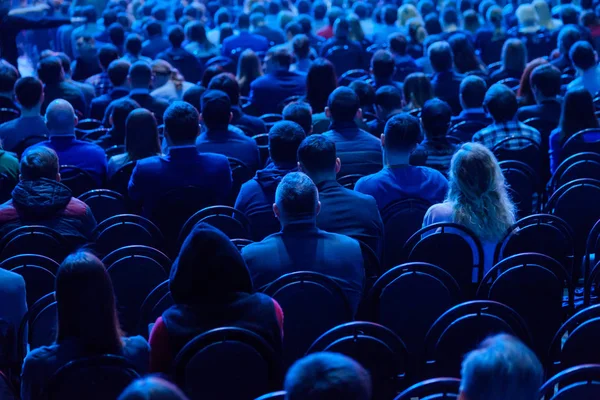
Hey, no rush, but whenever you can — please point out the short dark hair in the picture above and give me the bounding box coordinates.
[107,60,130,86]
[268,120,306,164]
[349,80,376,108]
[81,5,97,22]
[108,22,125,47]
[429,41,454,72]
[54,52,72,75]
[375,85,403,112]
[421,98,452,138]
[283,102,313,135]
[389,33,408,56]
[125,33,143,55]
[561,4,579,24]
[296,14,313,34]
[168,25,185,47]
[371,50,396,79]
[0,63,18,93]
[460,75,487,109]
[182,85,206,113]
[111,98,140,133]
[327,6,344,26]
[530,64,562,97]
[238,13,251,29]
[383,4,398,25]
[267,46,292,68]
[441,7,459,26]
[297,135,336,175]
[37,56,63,85]
[164,101,200,145]
[152,5,167,20]
[98,44,120,70]
[292,34,311,59]
[200,89,231,130]
[384,113,422,152]
[570,40,596,71]
[484,83,518,122]
[102,9,118,28]
[207,72,240,105]
[312,1,327,20]
[275,172,318,217]
[145,20,163,37]
[286,22,303,36]
[558,25,581,58]
[21,146,59,180]
[128,61,152,87]
[15,77,43,109]
[327,87,360,122]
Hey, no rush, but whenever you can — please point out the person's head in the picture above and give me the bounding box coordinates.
[52,53,74,79]
[37,56,64,85]
[371,50,396,81]
[530,64,561,103]
[312,1,327,21]
[164,101,200,146]
[182,85,206,113]
[97,45,119,72]
[200,89,232,131]
[128,61,152,89]
[125,33,143,56]
[236,13,250,30]
[374,85,403,119]
[327,6,344,27]
[292,34,311,61]
[56,251,123,354]
[463,9,480,33]
[265,46,292,73]
[418,0,436,18]
[501,39,526,74]
[108,22,126,49]
[107,59,131,88]
[347,14,365,42]
[152,5,167,21]
[570,40,598,74]
[559,87,599,141]
[274,172,320,223]
[295,14,313,35]
[484,83,518,123]
[284,21,302,41]
[517,57,548,105]
[110,97,139,137]
[168,25,185,48]
[283,102,313,135]
[382,5,398,26]
[306,58,338,113]
[125,108,161,161]
[349,80,376,111]
[250,11,265,29]
[15,76,43,111]
[440,7,460,30]
[389,33,408,56]
[285,352,371,400]
[382,113,422,162]
[279,10,295,30]
[516,4,538,27]
[207,72,240,106]
[326,87,361,123]
[81,5,97,24]
[145,20,163,38]
[459,334,543,400]
[268,120,306,165]
[425,13,443,35]
[533,0,553,27]
[421,98,452,139]
[398,4,419,27]
[20,146,60,181]
[408,18,427,44]
[487,5,503,29]
[151,59,179,90]
[558,25,581,59]
[102,9,118,29]
[581,10,597,28]
[219,23,235,44]
[297,133,340,183]
[352,1,368,19]
[118,377,189,400]
[237,49,263,84]
[459,75,487,111]
[45,99,77,134]
[561,4,579,25]
[428,41,454,73]
[403,72,433,109]
[448,34,480,74]
[332,17,350,40]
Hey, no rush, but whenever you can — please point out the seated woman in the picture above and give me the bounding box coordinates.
[21,251,149,400]
[403,72,433,112]
[148,223,283,373]
[449,34,488,79]
[422,143,516,274]
[490,38,527,84]
[107,108,162,179]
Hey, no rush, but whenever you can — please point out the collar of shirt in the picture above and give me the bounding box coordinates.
[316,179,342,192]
[281,214,318,233]
[329,120,359,132]
[129,88,150,96]
[462,107,485,114]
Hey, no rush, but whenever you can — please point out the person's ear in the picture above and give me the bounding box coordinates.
[316,200,321,216]
[381,133,386,148]
[18,174,22,182]
[335,157,341,174]
[56,173,61,182]
[229,112,233,123]
[74,115,79,127]
[273,203,280,219]
[355,107,362,120]
[325,106,331,118]
[109,115,114,127]
[297,161,303,172]
[199,113,204,123]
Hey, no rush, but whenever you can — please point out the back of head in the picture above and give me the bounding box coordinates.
[285,22,303,37]
[45,99,76,133]
[398,4,419,27]
[0,62,18,94]
[383,5,397,25]
[238,13,251,30]
[560,87,598,139]
[118,377,189,400]
[327,87,360,122]
[207,72,240,105]
[54,52,72,76]
[37,56,63,85]
[98,44,120,70]
[168,25,185,47]
[183,85,206,113]
[82,5,97,23]
[570,40,597,71]
[275,172,318,220]
[146,20,163,37]
[267,46,293,70]
[108,22,126,47]
[371,50,396,80]
[125,108,160,159]
[460,334,543,400]
[306,58,338,112]
[516,4,538,27]
[384,113,422,154]
[530,64,561,98]
[561,4,579,25]
[292,34,311,60]
[201,89,231,130]
[164,101,200,145]
[487,5,503,28]
[484,83,517,122]
[108,59,130,86]
[283,102,313,135]
[20,146,59,180]
[297,135,337,177]
[428,41,453,73]
[502,38,527,72]
[312,1,327,20]
[460,75,487,109]
[125,33,143,55]
[463,9,480,33]
[285,352,372,400]
[296,14,313,34]
[403,72,434,108]
[375,85,403,113]
[349,80,375,109]
[441,7,459,28]
[111,98,140,133]
[15,76,43,110]
[389,33,408,56]
[333,17,350,39]
[128,61,152,88]
[102,9,118,29]
[421,98,452,138]
[558,25,581,57]
[152,5,167,21]
[425,13,443,35]
[269,120,306,164]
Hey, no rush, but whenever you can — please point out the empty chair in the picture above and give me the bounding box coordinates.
[307,322,412,398]
[447,121,489,143]
[337,69,370,86]
[107,161,136,196]
[424,300,531,377]
[179,206,252,243]
[59,165,98,197]
[0,226,67,262]
[562,129,600,161]
[540,364,600,400]
[0,254,59,308]
[18,292,57,361]
[365,262,461,355]
[173,327,280,400]
[78,189,128,223]
[137,280,173,338]
[93,215,164,257]
[548,152,600,194]
[394,378,460,400]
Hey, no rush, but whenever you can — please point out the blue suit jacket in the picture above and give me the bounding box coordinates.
[242,219,365,315]
[128,146,233,216]
[222,31,269,58]
[195,128,261,172]
[249,70,306,115]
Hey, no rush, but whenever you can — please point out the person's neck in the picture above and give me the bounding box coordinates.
[20,107,41,117]
[382,108,403,119]
[130,85,150,91]
[386,152,411,167]
[281,214,318,231]
[49,129,75,137]
[305,172,336,186]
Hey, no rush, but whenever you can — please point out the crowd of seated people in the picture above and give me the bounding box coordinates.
[1,0,600,398]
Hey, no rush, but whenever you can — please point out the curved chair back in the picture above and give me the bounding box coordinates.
[79,189,128,223]
[586,259,600,305]
[549,152,600,194]
[259,114,283,130]
[307,321,412,398]
[93,214,164,257]
[0,226,67,262]
[366,263,461,356]
[252,134,269,168]
[179,206,252,244]
[424,300,531,377]
[107,161,136,196]
[337,174,364,190]
[540,364,600,400]
[254,391,286,400]
[562,129,600,161]
[13,135,47,157]
[205,56,235,72]
[447,120,490,143]
[394,378,461,400]
[499,160,540,218]
[44,355,140,400]
[262,272,353,369]
[277,95,303,113]
[105,145,126,159]
[59,165,98,197]
[174,327,279,400]
[81,127,109,141]
[337,69,370,86]
[18,292,57,361]
[232,238,254,252]
[228,157,253,205]
[137,280,173,338]
[0,108,19,124]
[76,119,102,131]
[497,77,520,91]
[0,254,58,308]
[492,136,541,173]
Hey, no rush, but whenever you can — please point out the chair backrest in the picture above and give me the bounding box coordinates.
[549,152,600,194]
[307,321,412,398]
[137,280,173,338]
[366,262,461,356]
[337,174,364,190]
[0,254,59,308]
[447,120,490,143]
[231,238,254,252]
[277,95,302,112]
[173,327,279,400]
[44,355,140,400]
[585,218,600,291]
[253,133,269,169]
[497,77,520,91]
[562,129,600,161]
[499,160,540,218]
[0,226,67,262]
[394,378,461,400]
[337,69,370,86]
[205,56,235,72]
[79,189,128,224]
[424,300,531,377]
[81,127,110,141]
[18,292,57,361]
[76,119,103,131]
[105,145,126,159]
[0,108,19,124]
[492,136,542,173]
[259,114,283,130]
[540,364,600,400]
[93,214,164,257]
[228,157,253,205]
[59,165,98,197]
[381,198,432,271]
[179,205,252,244]
[325,45,364,76]
[13,135,48,157]
[107,161,136,196]
[262,271,353,369]
[254,391,286,400]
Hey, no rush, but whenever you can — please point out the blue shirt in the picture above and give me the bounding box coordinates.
[195,128,261,172]
[354,165,449,210]
[0,116,49,153]
[567,66,600,95]
[221,31,269,58]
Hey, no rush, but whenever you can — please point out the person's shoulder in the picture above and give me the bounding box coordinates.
[198,151,230,167]
[419,165,449,181]
[24,343,60,367]
[63,197,91,218]
[122,335,150,354]
[76,140,106,155]
[242,235,277,257]
[425,202,453,221]
[0,267,25,288]
[0,118,17,132]
[355,170,384,189]
[320,229,361,249]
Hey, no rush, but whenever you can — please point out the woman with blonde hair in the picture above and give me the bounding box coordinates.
[533,0,562,31]
[150,60,194,102]
[423,143,516,273]
[397,4,420,29]
[237,49,263,97]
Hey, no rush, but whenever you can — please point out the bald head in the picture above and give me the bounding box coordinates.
[45,99,77,135]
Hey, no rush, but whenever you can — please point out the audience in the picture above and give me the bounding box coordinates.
[150,60,195,103]
[122,33,152,64]
[222,13,269,58]
[551,25,581,71]
[0,62,19,112]
[242,172,365,314]
[305,58,338,126]
[371,50,402,91]
[370,85,404,135]
[98,97,140,150]
[568,40,600,94]
[90,59,131,121]
[251,12,286,47]
[517,58,549,107]
[491,38,527,83]
[283,101,313,135]
[516,64,562,126]
[184,21,220,60]
[403,72,434,111]
[237,49,264,97]
[37,56,87,116]
[291,34,312,74]
[428,41,463,114]
[452,75,490,126]
[141,21,171,59]
[119,377,189,400]
[157,26,204,85]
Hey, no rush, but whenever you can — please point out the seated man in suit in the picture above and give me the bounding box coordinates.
[428,41,464,115]
[355,113,449,210]
[235,121,306,240]
[517,64,562,127]
[298,135,384,257]
[34,99,107,186]
[89,59,130,121]
[451,75,491,125]
[371,50,403,91]
[249,46,306,115]
[323,87,383,176]
[242,172,365,315]
[128,101,232,217]
[368,85,404,136]
[222,13,269,58]
[157,25,204,85]
[196,89,260,172]
[37,56,87,117]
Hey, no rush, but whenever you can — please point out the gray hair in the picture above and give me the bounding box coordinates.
[275,172,318,219]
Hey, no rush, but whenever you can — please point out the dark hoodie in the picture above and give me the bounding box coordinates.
[0,178,96,243]
[149,223,282,373]
[234,162,297,241]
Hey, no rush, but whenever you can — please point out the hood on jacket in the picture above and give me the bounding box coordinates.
[255,163,297,194]
[12,178,73,218]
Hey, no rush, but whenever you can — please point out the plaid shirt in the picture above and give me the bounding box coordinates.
[472,121,541,150]
[85,72,113,97]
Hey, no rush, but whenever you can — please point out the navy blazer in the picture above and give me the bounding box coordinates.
[242,218,365,315]
[249,70,306,115]
[89,87,129,121]
[222,31,269,58]
[231,106,267,136]
[128,146,233,217]
[431,71,464,115]
[195,128,261,172]
[253,25,286,46]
